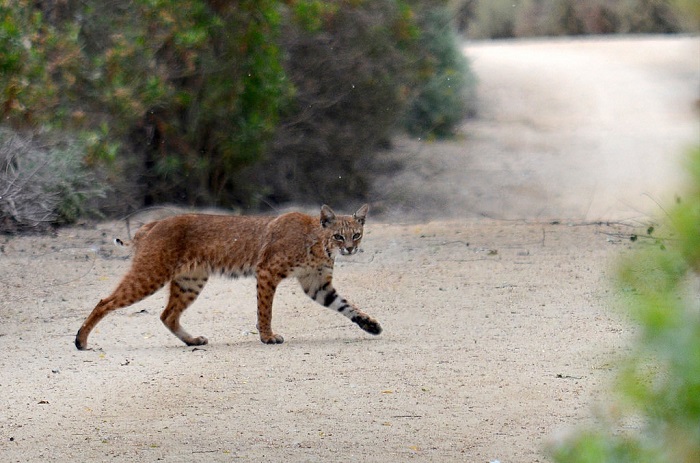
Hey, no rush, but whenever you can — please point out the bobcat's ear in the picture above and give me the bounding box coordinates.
[320,204,336,228]
[353,204,369,225]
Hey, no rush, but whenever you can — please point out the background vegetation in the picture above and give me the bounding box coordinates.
[1,0,696,231]
[0,128,106,232]
[0,0,473,230]
[455,0,698,38]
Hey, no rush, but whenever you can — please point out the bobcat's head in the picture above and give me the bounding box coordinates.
[320,204,368,257]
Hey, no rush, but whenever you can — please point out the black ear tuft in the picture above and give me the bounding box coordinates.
[320,204,336,228]
[353,204,369,225]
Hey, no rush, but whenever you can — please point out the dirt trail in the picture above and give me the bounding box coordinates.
[375,35,699,222]
[1,36,699,462]
[0,219,629,462]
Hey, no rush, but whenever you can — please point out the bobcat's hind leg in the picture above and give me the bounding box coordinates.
[160,271,209,346]
[75,271,168,350]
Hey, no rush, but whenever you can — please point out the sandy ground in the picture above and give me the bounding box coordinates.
[1,36,699,462]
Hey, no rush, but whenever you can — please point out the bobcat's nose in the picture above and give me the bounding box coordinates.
[342,246,357,255]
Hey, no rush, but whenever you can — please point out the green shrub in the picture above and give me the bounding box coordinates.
[673,0,700,30]
[550,147,700,462]
[403,6,477,138]
[0,1,84,128]
[252,0,425,205]
[613,0,682,33]
[252,1,477,205]
[1,0,290,207]
[85,0,290,206]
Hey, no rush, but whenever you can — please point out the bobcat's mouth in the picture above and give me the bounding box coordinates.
[339,247,358,256]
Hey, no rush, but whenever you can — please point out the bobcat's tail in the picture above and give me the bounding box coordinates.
[114,220,157,249]
[114,238,130,247]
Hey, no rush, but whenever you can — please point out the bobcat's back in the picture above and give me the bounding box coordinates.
[128,214,274,279]
[129,211,335,279]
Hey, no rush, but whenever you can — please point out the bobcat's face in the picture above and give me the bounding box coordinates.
[320,204,369,257]
[330,225,364,256]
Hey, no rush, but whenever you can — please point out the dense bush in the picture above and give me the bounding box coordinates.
[249,1,472,205]
[460,0,692,38]
[0,0,475,217]
[550,148,700,462]
[243,1,417,204]
[403,6,477,138]
[1,0,289,208]
[673,0,700,31]
[242,0,414,202]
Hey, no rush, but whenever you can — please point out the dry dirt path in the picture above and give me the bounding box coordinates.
[1,219,629,462]
[1,36,699,462]
[375,35,699,222]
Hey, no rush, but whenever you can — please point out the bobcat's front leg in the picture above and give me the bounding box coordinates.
[255,269,284,344]
[299,271,382,335]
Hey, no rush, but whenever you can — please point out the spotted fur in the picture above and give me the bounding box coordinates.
[74,205,381,350]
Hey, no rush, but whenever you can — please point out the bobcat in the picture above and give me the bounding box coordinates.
[74,204,381,350]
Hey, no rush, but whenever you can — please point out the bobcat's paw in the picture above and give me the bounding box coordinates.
[186,336,209,346]
[260,333,285,344]
[74,336,87,351]
[75,330,88,350]
[352,316,382,335]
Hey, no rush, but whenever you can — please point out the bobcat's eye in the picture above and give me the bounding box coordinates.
[333,234,344,242]
[352,233,362,241]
